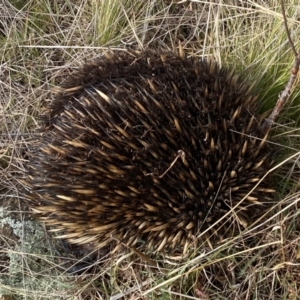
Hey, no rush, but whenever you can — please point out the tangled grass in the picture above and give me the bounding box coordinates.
[1,0,300,299]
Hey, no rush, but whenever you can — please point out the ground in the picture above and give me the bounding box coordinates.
[1,1,300,299]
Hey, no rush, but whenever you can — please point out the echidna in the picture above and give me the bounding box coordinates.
[25,48,275,253]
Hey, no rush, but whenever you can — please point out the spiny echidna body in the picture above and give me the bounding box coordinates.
[25,49,274,253]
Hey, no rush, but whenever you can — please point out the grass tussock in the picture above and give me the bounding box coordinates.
[1,0,300,299]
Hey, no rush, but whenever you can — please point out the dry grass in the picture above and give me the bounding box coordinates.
[1,0,300,299]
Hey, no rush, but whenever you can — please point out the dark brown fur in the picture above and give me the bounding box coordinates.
[25,49,274,253]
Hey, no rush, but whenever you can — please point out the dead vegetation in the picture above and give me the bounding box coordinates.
[1,0,300,299]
